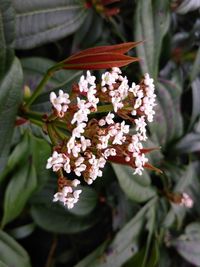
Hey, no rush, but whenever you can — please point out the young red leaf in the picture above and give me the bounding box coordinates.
[68,41,142,60]
[61,53,139,70]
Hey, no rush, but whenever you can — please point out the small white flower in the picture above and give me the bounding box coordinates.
[105,112,115,125]
[71,179,80,187]
[67,137,75,154]
[80,136,91,152]
[99,119,106,127]
[74,164,86,176]
[50,90,70,117]
[72,123,86,138]
[46,151,65,172]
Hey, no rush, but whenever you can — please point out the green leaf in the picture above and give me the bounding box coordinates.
[0,0,15,78]
[75,198,157,267]
[0,132,29,184]
[8,223,36,240]
[30,178,97,233]
[0,230,31,267]
[189,78,200,130]
[176,132,200,153]
[68,186,98,216]
[149,80,183,145]
[1,161,37,227]
[14,0,88,49]
[72,9,103,50]
[172,222,200,266]
[190,47,200,81]
[123,240,159,267]
[135,0,170,79]
[30,203,96,234]
[21,57,82,92]
[30,134,52,189]
[75,241,109,267]
[0,57,23,173]
[112,164,156,203]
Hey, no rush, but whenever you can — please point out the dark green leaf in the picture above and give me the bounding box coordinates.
[172,222,200,265]
[135,0,170,78]
[14,0,88,49]
[190,47,200,81]
[0,132,29,184]
[149,80,183,145]
[2,161,37,227]
[0,0,15,78]
[112,164,156,203]
[74,241,109,267]
[189,78,200,130]
[75,198,157,267]
[30,203,96,234]
[21,57,82,93]
[68,186,98,216]
[0,230,31,267]
[176,132,200,153]
[0,57,23,173]
[8,223,36,240]
[30,134,52,189]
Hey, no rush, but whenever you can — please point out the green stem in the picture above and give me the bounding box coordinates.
[25,69,53,108]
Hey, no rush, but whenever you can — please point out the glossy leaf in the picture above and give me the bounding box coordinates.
[112,164,156,203]
[30,179,97,233]
[0,57,23,173]
[13,0,88,49]
[30,134,52,189]
[189,78,200,130]
[68,42,142,58]
[149,79,183,146]
[2,161,37,227]
[68,186,98,216]
[0,0,23,172]
[0,230,31,267]
[0,133,29,184]
[62,53,139,70]
[55,42,141,70]
[30,203,97,234]
[135,0,170,78]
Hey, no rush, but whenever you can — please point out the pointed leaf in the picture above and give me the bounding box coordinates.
[69,41,142,59]
[2,161,37,227]
[135,0,170,78]
[0,57,23,172]
[62,53,139,70]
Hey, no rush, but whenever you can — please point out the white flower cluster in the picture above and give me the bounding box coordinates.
[47,68,157,208]
[53,179,81,209]
[101,67,129,112]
